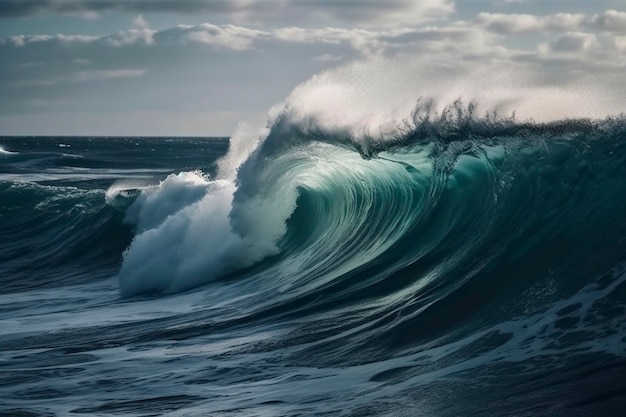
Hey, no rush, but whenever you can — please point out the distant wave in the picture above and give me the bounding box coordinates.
[0,145,17,155]
[0,181,132,293]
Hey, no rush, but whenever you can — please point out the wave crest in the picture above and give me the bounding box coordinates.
[117,89,626,297]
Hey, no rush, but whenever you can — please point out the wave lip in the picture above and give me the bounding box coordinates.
[0,145,17,155]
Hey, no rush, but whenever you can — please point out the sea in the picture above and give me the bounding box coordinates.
[1,109,626,416]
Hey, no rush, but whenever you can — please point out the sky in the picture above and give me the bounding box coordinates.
[0,0,624,136]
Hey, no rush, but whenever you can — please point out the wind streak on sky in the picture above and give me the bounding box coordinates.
[0,0,624,135]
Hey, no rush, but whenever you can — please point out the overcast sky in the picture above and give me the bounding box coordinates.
[0,0,624,136]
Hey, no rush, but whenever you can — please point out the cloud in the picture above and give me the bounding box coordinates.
[314,54,344,62]
[7,34,98,47]
[272,27,409,56]
[303,0,455,27]
[614,36,626,51]
[477,12,587,34]
[182,24,269,50]
[2,9,625,135]
[103,28,156,47]
[72,69,146,82]
[538,32,598,54]
[478,10,626,35]
[0,0,454,27]
[4,12,625,67]
[10,69,145,87]
[386,25,503,56]
[590,10,626,33]
[4,30,156,48]
[1,24,419,55]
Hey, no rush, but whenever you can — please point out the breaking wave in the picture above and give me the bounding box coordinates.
[117,98,626,301]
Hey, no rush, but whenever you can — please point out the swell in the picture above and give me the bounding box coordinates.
[108,111,626,388]
[214,113,626,369]
[0,181,134,293]
[118,108,626,304]
[0,136,228,177]
[0,136,228,293]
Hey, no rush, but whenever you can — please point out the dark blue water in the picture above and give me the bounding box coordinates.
[1,113,626,416]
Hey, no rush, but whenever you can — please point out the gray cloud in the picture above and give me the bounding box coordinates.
[539,32,598,54]
[614,36,626,51]
[0,0,454,26]
[0,0,235,17]
[590,10,626,33]
[1,24,419,56]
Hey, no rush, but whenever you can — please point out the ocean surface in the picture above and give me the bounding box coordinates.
[2,111,626,416]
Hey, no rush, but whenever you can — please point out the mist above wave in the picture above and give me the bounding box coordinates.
[270,58,624,140]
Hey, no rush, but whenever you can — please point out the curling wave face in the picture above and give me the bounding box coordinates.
[118,103,626,314]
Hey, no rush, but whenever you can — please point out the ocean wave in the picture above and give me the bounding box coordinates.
[117,100,626,300]
[0,181,133,293]
[0,145,17,155]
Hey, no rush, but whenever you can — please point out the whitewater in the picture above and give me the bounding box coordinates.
[1,62,626,416]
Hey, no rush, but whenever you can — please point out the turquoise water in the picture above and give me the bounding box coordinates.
[1,113,626,415]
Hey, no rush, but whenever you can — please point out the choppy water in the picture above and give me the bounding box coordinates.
[2,110,626,416]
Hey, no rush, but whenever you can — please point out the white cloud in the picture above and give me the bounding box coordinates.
[9,34,51,46]
[273,27,397,56]
[184,24,269,50]
[478,10,626,35]
[103,29,155,47]
[477,12,587,34]
[0,24,420,56]
[8,34,98,46]
[2,8,625,135]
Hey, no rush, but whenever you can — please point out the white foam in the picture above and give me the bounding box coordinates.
[0,145,17,155]
[270,57,625,139]
[113,172,208,230]
[117,128,295,296]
